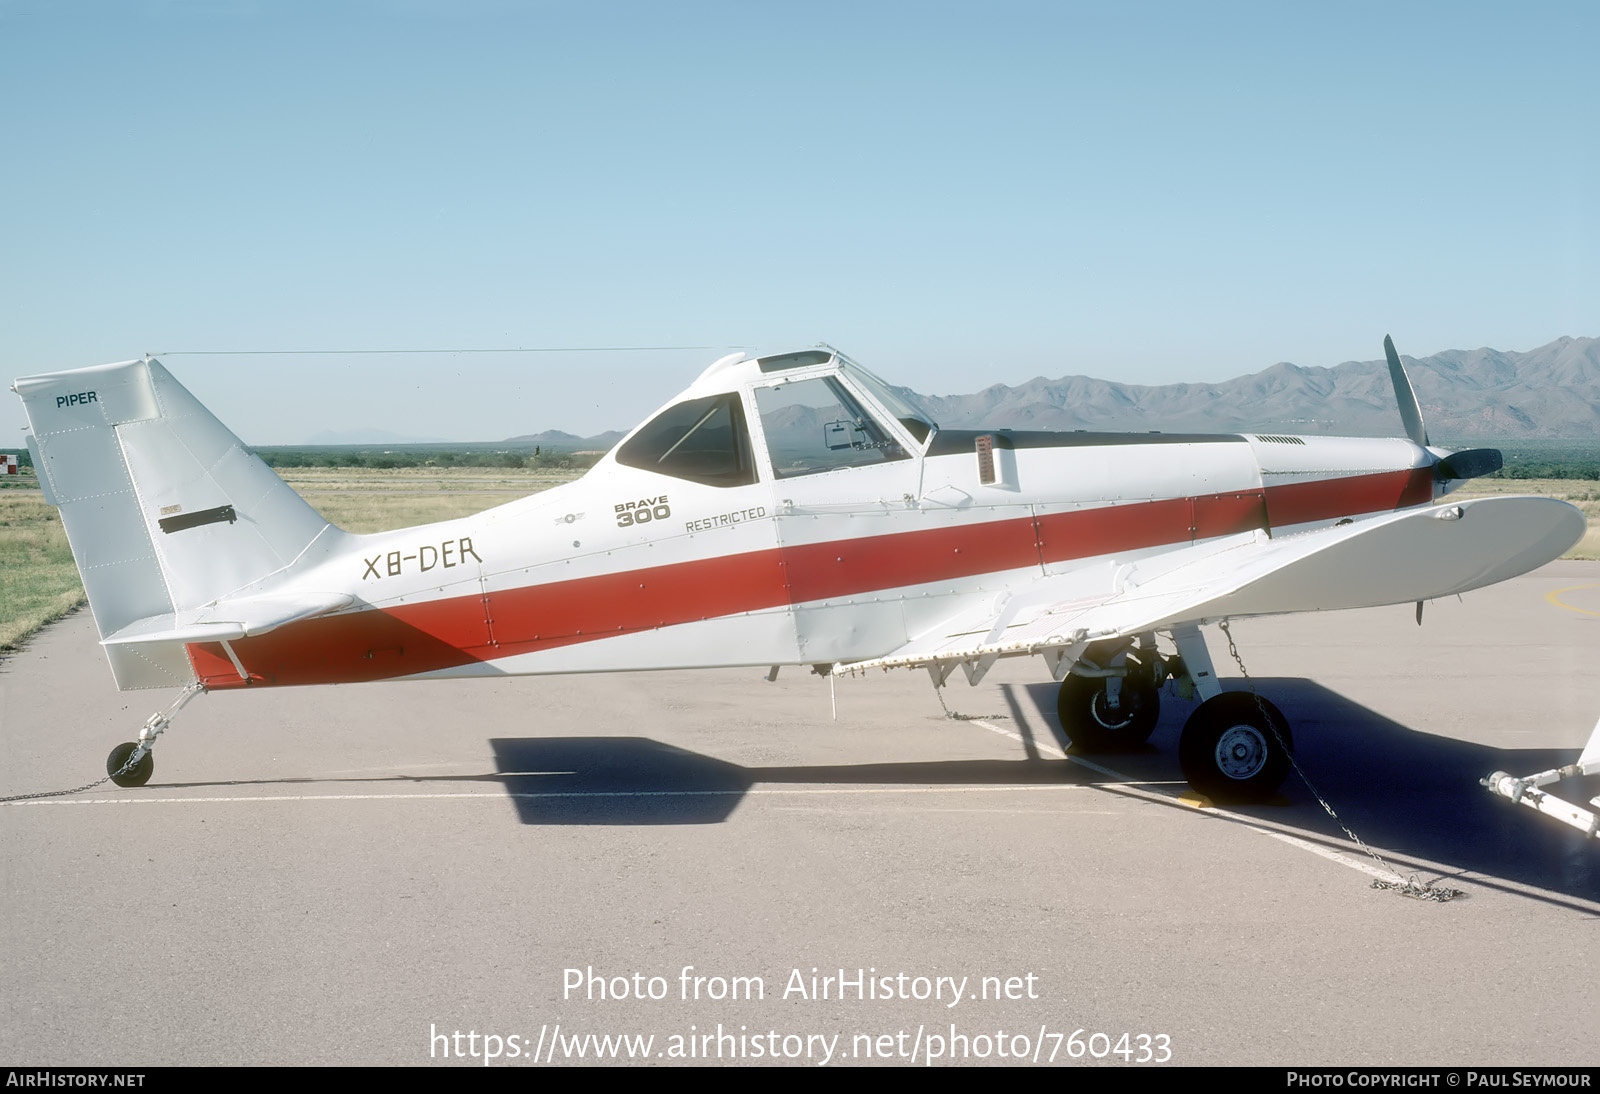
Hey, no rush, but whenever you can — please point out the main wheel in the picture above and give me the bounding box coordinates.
[1057,655,1160,752]
[106,742,154,788]
[1178,692,1293,802]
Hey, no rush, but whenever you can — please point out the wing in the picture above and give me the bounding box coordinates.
[836,494,1585,681]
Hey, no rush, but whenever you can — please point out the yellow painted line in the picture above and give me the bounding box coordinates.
[1545,584,1600,617]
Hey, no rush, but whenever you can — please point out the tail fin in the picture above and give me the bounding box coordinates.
[14,358,340,688]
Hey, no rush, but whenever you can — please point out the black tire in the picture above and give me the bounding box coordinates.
[107,742,154,788]
[1056,658,1160,752]
[1178,692,1293,802]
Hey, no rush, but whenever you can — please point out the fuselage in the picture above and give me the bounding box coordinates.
[184,350,1437,689]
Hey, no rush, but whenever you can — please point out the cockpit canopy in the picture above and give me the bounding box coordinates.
[615,348,937,487]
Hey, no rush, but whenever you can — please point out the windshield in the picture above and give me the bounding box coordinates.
[839,357,937,445]
[755,376,909,478]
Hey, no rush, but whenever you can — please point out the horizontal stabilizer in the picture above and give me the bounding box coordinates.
[101,592,354,647]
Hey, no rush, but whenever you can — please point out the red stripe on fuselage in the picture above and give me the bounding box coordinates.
[779,513,1043,604]
[191,468,1427,688]
[1036,497,1192,566]
[1263,466,1433,527]
[193,549,794,688]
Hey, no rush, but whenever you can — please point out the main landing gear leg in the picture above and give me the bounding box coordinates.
[1171,623,1293,802]
[106,682,205,788]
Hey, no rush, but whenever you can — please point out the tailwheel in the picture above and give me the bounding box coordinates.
[106,742,154,788]
[99,682,202,790]
[1057,648,1160,752]
[1178,692,1293,802]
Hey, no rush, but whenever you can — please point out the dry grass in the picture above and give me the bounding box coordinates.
[0,488,87,650]
[277,466,578,494]
[277,467,580,533]
[296,493,516,534]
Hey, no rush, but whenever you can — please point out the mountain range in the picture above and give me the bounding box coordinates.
[508,336,1600,447]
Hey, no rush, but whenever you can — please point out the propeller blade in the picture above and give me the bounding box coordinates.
[1436,447,1503,481]
[1384,334,1430,447]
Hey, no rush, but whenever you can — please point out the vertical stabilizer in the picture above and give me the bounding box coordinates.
[13,358,338,688]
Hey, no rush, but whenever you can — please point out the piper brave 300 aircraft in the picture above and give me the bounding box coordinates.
[10,339,1587,803]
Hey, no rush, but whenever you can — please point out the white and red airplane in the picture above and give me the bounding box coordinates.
[11,339,1587,802]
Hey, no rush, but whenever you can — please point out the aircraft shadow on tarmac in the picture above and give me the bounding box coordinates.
[487,737,1097,827]
[1015,678,1599,904]
[489,677,1598,904]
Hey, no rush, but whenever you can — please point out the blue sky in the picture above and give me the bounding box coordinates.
[3,1,1595,443]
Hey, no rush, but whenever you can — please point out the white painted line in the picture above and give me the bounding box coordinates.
[966,718,1417,886]
[771,806,1120,816]
[2,783,1100,807]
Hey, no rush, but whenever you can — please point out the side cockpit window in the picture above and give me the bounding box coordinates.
[756,377,909,479]
[616,393,757,487]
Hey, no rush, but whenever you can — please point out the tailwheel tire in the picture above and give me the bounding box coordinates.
[1178,692,1293,802]
[107,742,154,788]
[1057,655,1160,752]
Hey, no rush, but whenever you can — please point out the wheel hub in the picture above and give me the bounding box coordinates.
[1214,724,1268,780]
[1092,688,1137,729]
